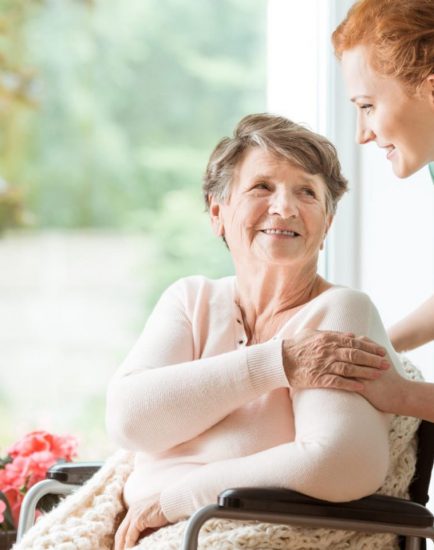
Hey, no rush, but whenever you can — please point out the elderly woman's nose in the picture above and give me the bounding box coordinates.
[269,190,298,218]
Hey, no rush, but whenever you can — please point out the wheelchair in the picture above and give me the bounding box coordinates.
[17,420,434,549]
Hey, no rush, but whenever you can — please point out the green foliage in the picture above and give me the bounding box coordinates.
[1,0,266,302]
[144,189,234,307]
[0,0,39,229]
[14,0,266,228]
[0,180,25,232]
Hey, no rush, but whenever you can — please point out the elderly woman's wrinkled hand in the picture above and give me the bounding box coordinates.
[114,493,169,550]
[282,328,390,391]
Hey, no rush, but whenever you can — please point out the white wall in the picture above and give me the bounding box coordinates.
[267,0,331,275]
[359,143,434,377]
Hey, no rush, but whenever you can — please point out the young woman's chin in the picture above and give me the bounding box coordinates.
[391,163,412,179]
[390,153,425,179]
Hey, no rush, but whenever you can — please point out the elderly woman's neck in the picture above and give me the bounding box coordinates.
[235,265,331,342]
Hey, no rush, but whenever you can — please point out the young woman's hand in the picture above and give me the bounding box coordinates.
[357,361,409,414]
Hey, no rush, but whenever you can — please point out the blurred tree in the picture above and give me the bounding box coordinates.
[1,0,266,300]
[0,0,38,231]
[17,0,266,228]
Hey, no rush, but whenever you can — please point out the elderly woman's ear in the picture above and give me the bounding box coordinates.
[209,195,225,237]
[320,214,334,251]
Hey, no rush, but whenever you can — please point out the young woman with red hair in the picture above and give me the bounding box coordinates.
[331,0,434,421]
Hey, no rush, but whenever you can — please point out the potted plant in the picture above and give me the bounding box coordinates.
[0,431,78,549]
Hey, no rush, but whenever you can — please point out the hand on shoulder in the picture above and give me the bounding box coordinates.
[282,328,389,391]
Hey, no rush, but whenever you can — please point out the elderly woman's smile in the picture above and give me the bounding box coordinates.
[260,229,300,237]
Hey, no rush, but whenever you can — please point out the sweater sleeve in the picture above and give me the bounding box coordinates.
[160,386,390,522]
[106,279,288,453]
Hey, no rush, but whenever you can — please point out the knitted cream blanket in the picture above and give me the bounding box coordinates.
[14,358,422,550]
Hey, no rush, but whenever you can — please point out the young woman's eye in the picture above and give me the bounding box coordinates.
[360,104,373,113]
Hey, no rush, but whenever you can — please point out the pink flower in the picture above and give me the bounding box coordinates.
[7,431,78,461]
[4,455,32,485]
[0,431,79,528]
[0,500,6,523]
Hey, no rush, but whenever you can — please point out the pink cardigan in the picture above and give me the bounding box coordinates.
[106,276,401,522]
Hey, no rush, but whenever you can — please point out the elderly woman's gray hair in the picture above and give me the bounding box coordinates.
[203,113,348,215]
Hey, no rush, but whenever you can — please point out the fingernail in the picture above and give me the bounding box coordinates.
[381,361,390,368]
[377,348,386,356]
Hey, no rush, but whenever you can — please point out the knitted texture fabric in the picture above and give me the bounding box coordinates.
[13,357,422,550]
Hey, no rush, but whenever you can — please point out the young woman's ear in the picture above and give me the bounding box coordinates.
[208,195,225,237]
[427,74,434,107]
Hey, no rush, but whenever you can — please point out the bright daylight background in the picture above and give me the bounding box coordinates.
[0,0,433,527]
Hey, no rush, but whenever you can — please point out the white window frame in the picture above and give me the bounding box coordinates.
[267,0,360,287]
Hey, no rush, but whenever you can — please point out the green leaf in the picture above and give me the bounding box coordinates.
[0,491,15,530]
[0,455,12,470]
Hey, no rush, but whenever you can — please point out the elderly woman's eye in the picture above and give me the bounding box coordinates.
[302,187,316,197]
[253,182,270,190]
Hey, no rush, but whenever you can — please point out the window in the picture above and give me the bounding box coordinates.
[0,0,267,458]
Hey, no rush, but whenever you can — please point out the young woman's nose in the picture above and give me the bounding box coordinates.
[356,114,376,145]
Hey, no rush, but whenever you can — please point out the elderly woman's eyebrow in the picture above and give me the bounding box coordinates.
[249,174,320,187]
[298,175,320,186]
[252,173,273,180]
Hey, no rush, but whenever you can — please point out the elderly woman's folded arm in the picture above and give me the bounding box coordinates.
[106,281,289,453]
[158,390,389,523]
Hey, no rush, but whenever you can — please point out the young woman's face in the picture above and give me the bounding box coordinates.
[341,45,434,178]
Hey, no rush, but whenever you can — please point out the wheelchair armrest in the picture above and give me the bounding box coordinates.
[17,461,105,538]
[218,488,434,528]
[46,461,103,485]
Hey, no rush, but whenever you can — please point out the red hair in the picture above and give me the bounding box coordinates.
[332,0,434,90]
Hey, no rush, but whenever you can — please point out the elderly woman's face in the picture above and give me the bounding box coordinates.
[210,147,332,268]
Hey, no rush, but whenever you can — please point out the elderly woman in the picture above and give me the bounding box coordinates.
[106,114,405,549]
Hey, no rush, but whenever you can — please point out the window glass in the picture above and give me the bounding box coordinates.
[0,0,267,458]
